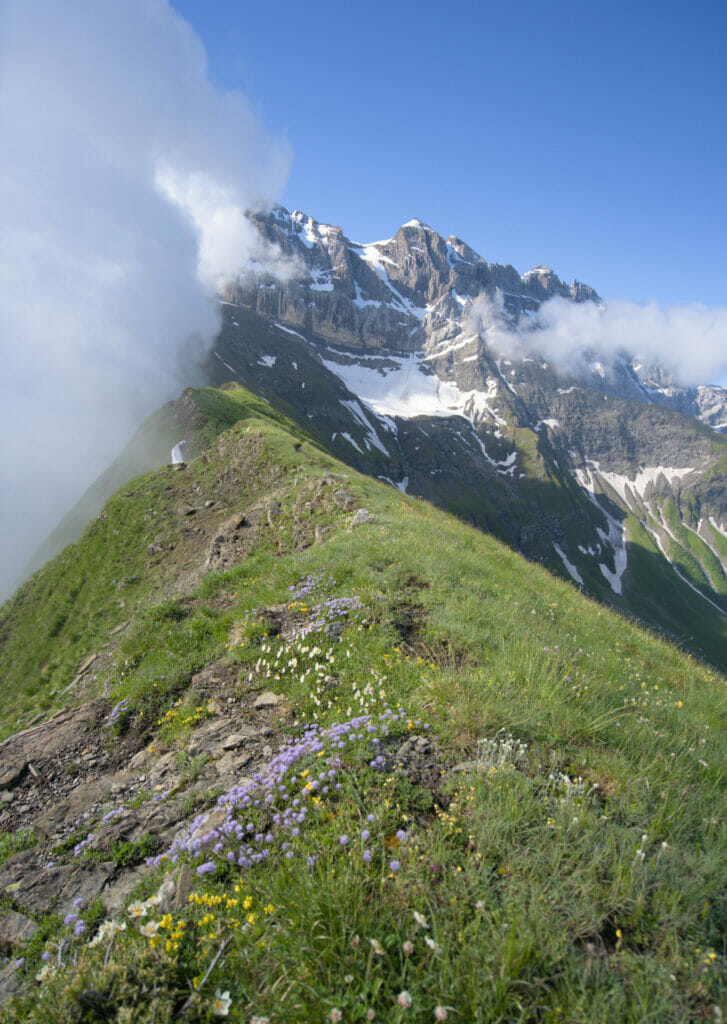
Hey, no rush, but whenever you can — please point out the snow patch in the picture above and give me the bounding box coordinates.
[553,544,583,585]
[575,467,628,595]
[308,267,334,291]
[214,351,241,378]
[258,355,276,368]
[337,432,364,454]
[274,322,307,342]
[590,465,695,508]
[339,398,389,456]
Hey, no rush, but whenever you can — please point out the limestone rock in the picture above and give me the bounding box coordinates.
[0,852,115,918]
[221,728,257,750]
[333,490,356,510]
[254,691,283,709]
[0,910,38,952]
[348,508,374,530]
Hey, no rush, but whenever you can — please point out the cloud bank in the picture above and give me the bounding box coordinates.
[0,0,291,600]
[470,293,727,387]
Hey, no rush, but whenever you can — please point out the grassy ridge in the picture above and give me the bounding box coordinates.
[0,386,317,739]
[1,388,725,1020]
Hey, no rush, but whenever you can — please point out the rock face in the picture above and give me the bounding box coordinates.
[206,206,727,667]
[223,210,599,357]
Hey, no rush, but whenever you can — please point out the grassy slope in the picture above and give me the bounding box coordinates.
[2,386,726,1021]
[0,386,317,739]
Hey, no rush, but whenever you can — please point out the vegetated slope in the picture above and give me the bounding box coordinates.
[201,206,727,669]
[208,262,727,674]
[0,384,725,1021]
[18,200,727,671]
[0,385,319,740]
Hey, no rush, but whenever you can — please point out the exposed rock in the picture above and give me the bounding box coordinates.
[0,765,25,790]
[0,702,103,766]
[0,852,115,918]
[333,490,356,510]
[0,963,21,1004]
[34,777,116,839]
[221,729,258,750]
[204,507,265,572]
[186,720,230,757]
[254,691,284,709]
[102,866,152,917]
[154,877,177,913]
[0,910,38,952]
[189,659,236,696]
[217,753,253,782]
[386,735,443,792]
[450,760,481,773]
[77,654,97,675]
[348,508,374,530]
[266,500,281,526]
[173,862,194,911]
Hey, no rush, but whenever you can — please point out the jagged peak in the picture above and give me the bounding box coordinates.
[523,265,556,278]
[400,218,435,232]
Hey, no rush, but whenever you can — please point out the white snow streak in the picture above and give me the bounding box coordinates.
[553,543,583,585]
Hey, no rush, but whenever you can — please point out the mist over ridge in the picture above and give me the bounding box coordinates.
[469,291,727,388]
[0,0,291,600]
[1,5,726,603]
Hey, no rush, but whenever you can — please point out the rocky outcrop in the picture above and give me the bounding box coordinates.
[0,656,295,946]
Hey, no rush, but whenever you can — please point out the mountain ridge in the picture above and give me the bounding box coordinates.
[201,206,727,670]
[12,206,727,671]
[0,380,725,1021]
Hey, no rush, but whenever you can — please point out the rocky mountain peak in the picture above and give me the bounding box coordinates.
[208,206,727,669]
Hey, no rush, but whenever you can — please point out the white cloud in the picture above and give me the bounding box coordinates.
[0,0,291,599]
[470,292,727,387]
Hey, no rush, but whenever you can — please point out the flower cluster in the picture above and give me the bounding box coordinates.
[156,699,211,735]
[288,571,335,601]
[88,918,127,947]
[298,596,363,637]
[477,730,528,770]
[146,707,413,877]
[248,637,336,691]
[286,572,364,636]
[187,886,273,943]
[105,698,129,729]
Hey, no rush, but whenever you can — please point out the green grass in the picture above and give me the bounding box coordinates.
[1,387,727,1021]
[661,498,727,606]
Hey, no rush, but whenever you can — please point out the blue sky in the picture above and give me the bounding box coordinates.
[172,0,727,308]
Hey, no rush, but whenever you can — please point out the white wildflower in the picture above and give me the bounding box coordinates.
[35,963,55,983]
[211,989,231,1016]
